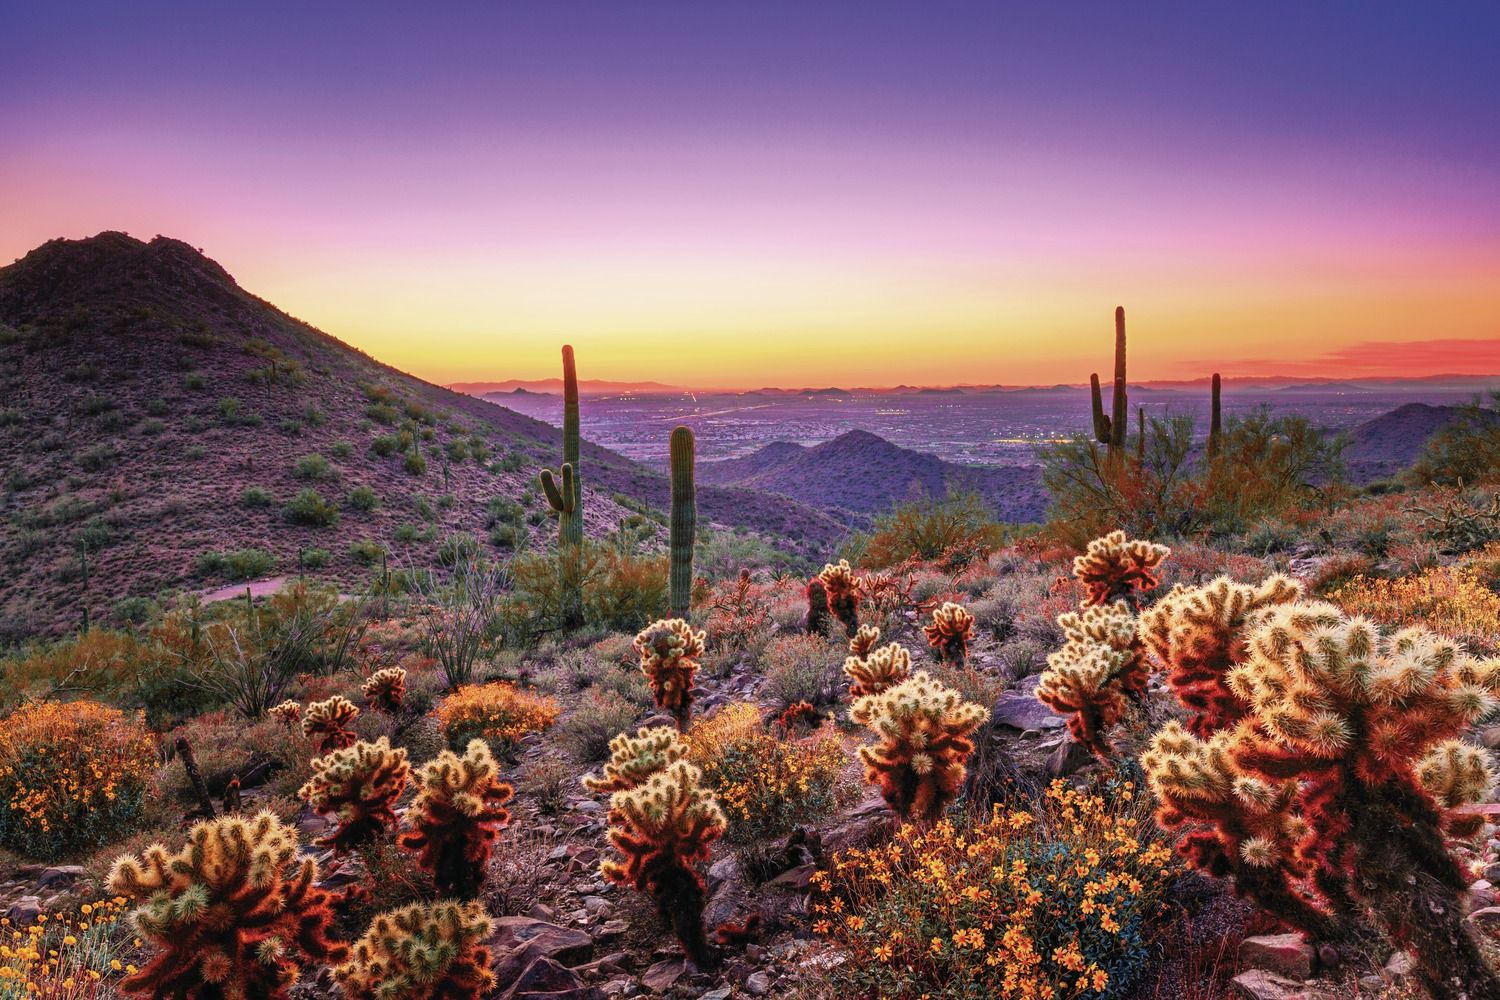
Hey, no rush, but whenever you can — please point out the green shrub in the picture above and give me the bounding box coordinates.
[293,453,335,481]
[555,689,641,762]
[404,451,427,476]
[347,485,379,512]
[283,487,339,527]
[1409,392,1500,487]
[241,486,274,508]
[139,418,165,436]
[436,531,479,567]
[329,439,352,458]
[196,548,277,580]
[348,539,386,566]
[370,435,400,457]
[184,373,206,390]
[78,443,117,471]
[764,634,843,707]
[300,548,331,570]
[367,402,399,425]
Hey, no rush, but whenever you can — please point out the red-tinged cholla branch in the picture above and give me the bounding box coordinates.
[923,601,975,665]
[816,560,862,635]
[582,726,687,795]
[634,618,706,730]
[398,739,512,900]
[302,695,360,753]
[270,700,302,726]
[1036,601,1148,759]
[1072,530,1169,607]
[362,666,407,713]
[333,900,494,1000]
[298,737,410,854]
[843,638,912,699]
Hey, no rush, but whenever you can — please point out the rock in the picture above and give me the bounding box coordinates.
[1046,733,1094,777]
[6,896,41,926]
[698,990,732,1000]
[1239,933,1315,980]
[528,903,557,921]
[492,917,595,968]
[991,676,1064,731]
[501,956,580,996]
[704,859,754,930]
[1468,905,1500,927]
[1384,950,1414,983]
[1471,879,1496,909]
[641,958,686,992]
[35,866,85,890]
[744,971,771,996]
[1230,969,1307,1000]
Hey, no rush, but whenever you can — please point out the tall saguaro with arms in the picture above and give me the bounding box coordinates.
[540,345,585,629]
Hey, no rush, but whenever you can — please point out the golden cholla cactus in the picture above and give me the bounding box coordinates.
[333,900,494,1000]
[583,726,687,794]
[843,641,912,698]
[398,739,513,900]
[108,811,347,998]
[601,759,726,968]
[1036,602,1148,758]
[817,559,862,634]
[362,666,407,713]
[1137,574,1301,735]
[634,618,707,729]
[269,700,302,726]
[851,671,988,824]
[1072,530,1169,607]
[923,601,976,665]
[849,623,882,660]
[303,695,360,753]
[1416,740,1496,838]
[298,737,410,854]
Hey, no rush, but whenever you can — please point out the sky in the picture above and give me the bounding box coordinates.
[3,2,1499,389]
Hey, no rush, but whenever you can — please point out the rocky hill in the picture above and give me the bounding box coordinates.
[0,233,843,638]
[699,429,1047,525]
[1345,401,1499,482]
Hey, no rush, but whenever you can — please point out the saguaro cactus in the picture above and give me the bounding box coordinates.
[1208,372,1223,458]
[1090,373,1111,444]
[539,344,584,629]
[1111,306,1128,451]
[669,425,696,619]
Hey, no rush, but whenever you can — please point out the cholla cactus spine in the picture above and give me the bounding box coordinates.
[634,618,706,729]
[583,726,686,794]
[363,666,407,713]
[816,560,861,635]
[298,737,410,854]
[269,700,302,726]
[1072,530,1169,607]
[303,695,360,753]
[108,811,347,998]
[333,900,494,1000]
[923,602,975,665]
[852,671,988,824]
[601,759,727,969]
[843,641,912,699]
[1036,602,1148,758]
[398,739,513,900]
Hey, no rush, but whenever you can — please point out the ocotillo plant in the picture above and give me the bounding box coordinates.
[539,344,584,630]
[669,425,696,619]
[1208,372,1223,458]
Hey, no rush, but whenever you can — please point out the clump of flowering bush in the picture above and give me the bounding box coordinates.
[687,702,846,842]
[0,896,134,999]
[1330,563,1500,652]
[811,781,1176,1000]
[434,682,559,751]
[0,700,155,859]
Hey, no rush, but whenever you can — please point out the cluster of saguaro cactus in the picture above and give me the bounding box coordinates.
[1089,306,1130,450]
[1036,602,1149,758]
[362,666,407,713]
[842,625,912,698]
[108,811,347,998]
[815,560,861,634]
[1071,529,1169,607]
[851,671,988,824]
[303,695,360,752]
[333,900,494,1000]
[633,618,706,729]
[583,726,687,794]
[270,699,302,726]
[599,758,727,968]
[539,345,585,630]
[298,737,411,854]
[398,739,513,900]
[669,425,696,619]
[923,602,975,664]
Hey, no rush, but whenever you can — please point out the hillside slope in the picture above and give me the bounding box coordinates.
[700,429,1047,525]
[1344,402,1499,481]
[0,233,843,638]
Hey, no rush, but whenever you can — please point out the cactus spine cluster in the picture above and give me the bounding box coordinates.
[923,602,975,665]
[269,699,302,726]
[362,666,407,713]
[804,577,830,634]
[303,696,360,753]
[298,737,410,854]
[599,759,727,969]
[583,726,687,794]
[333,900,494,1000]
[1036,602,1149,758]
[108,811,347,998]
[843,625,912,698]
[398,739,513,900]
[669,425,696,619]
[633,618,706,729]
[539,344,584,630]
[815,560,861,635]
[1071,529,1169,607]
[851,671,988,824]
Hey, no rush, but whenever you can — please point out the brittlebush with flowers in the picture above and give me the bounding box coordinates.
[0,897,136,1000]
[811,782,1176,1000]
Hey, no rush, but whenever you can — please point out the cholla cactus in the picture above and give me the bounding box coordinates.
[1072,530,1169,607]
[269,700,302,726]
[634,618,707,729]
[849,623,882,660]
[108,811,347,998]
[583,726,686,794]
[1036,602,1148,758]
[333,900,494,1000]
[851,671,988,824]
[362,666,407,713]
[923,602,975,664]
[1417,740,1496,838]
[298,738,411,854]
[1137,575,1300,736]
[303,696,360,753]
[398,739,513,900]
[601,759,727,969]
[805,577,831,634]
[843,641,912,698]
[816,560,861,634]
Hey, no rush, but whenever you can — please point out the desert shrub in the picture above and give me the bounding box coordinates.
[78,442,118,471]
[368,401,399,424]
[764,633,843,707]
[434,682,559,751]
[408,560,506,687]
[0,699,155,858]
[293,452,335,481]
[405,450,427,476]
[112,594,162,627]
[811,781,1175,1000]
[196,547,276,580]
[283,487,339,527]
[347,485,380,512]
[555,689,641,762]
[436,531,479,567]
[687,702,845,842]
[858,490,1010,569]
[370,434,400,457]
[300,547,331,570]
[241,485,274,508]
[328,438,352,457]
[1200,411,1346,531]
[348,538,386,565]
[585,548,669,631]
[1408,391,1500,487]
[1330,564,1500,653]
[139,417,164,435]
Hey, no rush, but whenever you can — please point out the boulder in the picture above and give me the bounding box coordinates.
[991,676,1065,731]
[1230,970,1307,1000]
[1239,933,1315,980]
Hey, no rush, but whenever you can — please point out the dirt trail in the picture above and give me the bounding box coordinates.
[197,576,290,604]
